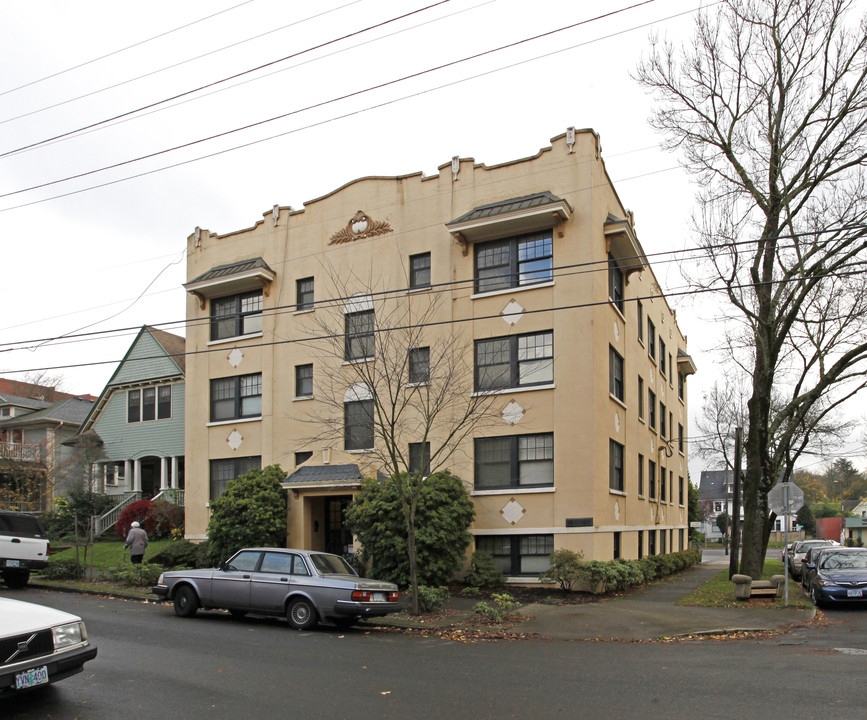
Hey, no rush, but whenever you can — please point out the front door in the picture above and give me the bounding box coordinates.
[325,497,352,556]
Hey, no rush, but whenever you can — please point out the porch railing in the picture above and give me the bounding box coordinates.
[0,441,42,463]
[93,491,141,537]
[152,488,185,507]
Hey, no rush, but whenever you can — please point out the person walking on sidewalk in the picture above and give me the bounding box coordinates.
[125,521,148,564]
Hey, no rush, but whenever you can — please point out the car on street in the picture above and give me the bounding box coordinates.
[788,539,837,579]
[804,546,867,608]
[152,547,401,630]
[0,510,51,588]
[0,597,97,698]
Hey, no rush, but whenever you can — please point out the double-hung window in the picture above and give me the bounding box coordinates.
[648,460,657,500]
[638,453,645,496]
[345,310,374,361]
[409,442,431,476]
[211,291,263,340]
[409,253,431,289]
[609,347,624,401]
[475,433,553,489]
[295,364,313,398]
[608,253,624,314]
[648,390,657,430]
[344,399,374,451]
[210,373,262,421]
[647,319,656,362]
[609,440,624,492]
[660,339,667,376]
[128,386,171,422]
[474,230,553,294]
[475,331,553,392]
[638,376,645,419]
[296,277,314,311]
[476,534,553,576]
[660,403,667,438]
[209,456,260,499]
[408,347,430,384]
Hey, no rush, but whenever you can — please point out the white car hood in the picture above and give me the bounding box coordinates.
[0,596,81,636]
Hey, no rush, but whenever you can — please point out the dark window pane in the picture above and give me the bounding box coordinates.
[295,364,313,397]
[128,390,141,423]
[158,385,171,419]
[408,347,430,384]
[142,387,156,421]
[344,400,374,450]
[297,277,314,311]
[345,310,374,361]
[409,253,431,289]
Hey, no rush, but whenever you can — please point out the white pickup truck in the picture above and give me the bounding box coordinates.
[0,511,50,588]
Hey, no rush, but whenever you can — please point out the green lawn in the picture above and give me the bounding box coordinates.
[49,540,172,568]
[678,559,813,609]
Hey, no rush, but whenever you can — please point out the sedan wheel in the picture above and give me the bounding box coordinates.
[810,585,826,609]
[174,586,200,618]
[287,597,318,630]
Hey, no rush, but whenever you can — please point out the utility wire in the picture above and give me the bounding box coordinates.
[0,0,658,198]
[0,0,257,98]
[0,1,453,159]
[0,1,364,126]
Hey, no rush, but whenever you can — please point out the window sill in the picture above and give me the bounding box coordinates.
[345,448,374,454]
[609,489,627,497]
[470,280,554,301]
[405,381,430,388]
[207,416,262,427]
[343,357,374,366]
[472,383,555,397]
[291,395,314,402]
[407,286,431,294]
[609,301,625,322]
[609,394,627,409]
[207,331,263,347]
[471,487,555,496]
[293,308,314,315]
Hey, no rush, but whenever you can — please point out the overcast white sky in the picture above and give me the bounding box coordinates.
[0,0,752,476]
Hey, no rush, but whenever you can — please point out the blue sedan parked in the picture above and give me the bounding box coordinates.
[804,546,867,608]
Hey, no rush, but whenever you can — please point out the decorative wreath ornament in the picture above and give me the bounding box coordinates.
[329,210,392,244]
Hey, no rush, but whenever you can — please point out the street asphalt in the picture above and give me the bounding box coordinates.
[510,550,814,641]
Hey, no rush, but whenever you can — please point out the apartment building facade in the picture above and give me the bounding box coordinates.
[183,128,696,576]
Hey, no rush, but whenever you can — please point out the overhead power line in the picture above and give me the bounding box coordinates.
[0,0,257,98]
[0,0,663,204]
[0,1,453,159]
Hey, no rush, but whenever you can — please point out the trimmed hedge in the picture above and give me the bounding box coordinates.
[546,548,701,595]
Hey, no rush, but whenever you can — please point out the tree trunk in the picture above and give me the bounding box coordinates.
[407,518,419,615]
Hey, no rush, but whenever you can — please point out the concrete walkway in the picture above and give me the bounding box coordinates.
[514,554,813,641]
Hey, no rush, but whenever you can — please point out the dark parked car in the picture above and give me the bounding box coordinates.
[153,547,400,630]
[804,547,867,608]
[801,545,837,590]
[0,597,97,697]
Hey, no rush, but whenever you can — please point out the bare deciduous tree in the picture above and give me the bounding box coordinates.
[637,0,867,577]
[296,265,500,614]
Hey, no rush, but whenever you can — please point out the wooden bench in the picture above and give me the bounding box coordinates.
[733,574,786,600]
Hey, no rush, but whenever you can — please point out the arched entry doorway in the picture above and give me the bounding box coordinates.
[139,457,160,499]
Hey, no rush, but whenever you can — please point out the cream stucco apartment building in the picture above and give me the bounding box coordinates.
[182,128,696,577]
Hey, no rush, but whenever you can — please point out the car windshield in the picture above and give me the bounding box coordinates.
[820,552,867,570]
[309,553,356,575]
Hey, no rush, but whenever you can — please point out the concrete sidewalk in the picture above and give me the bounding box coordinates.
[513,555,813,641]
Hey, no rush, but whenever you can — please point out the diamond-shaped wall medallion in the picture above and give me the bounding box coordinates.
[650,507,655,523]
[228,348,244,368]
[227,429,243,451]
[502,401,525,425]
[501,300,524,326]
[614,412,621,432]
[614,500,621,521]
[613,323,620,341]
[500,499,525,526]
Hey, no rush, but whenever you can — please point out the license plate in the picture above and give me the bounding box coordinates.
[15,666,48,690]
[847,589,863,598]
[6,559,20,568]
[372,592,385,602]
